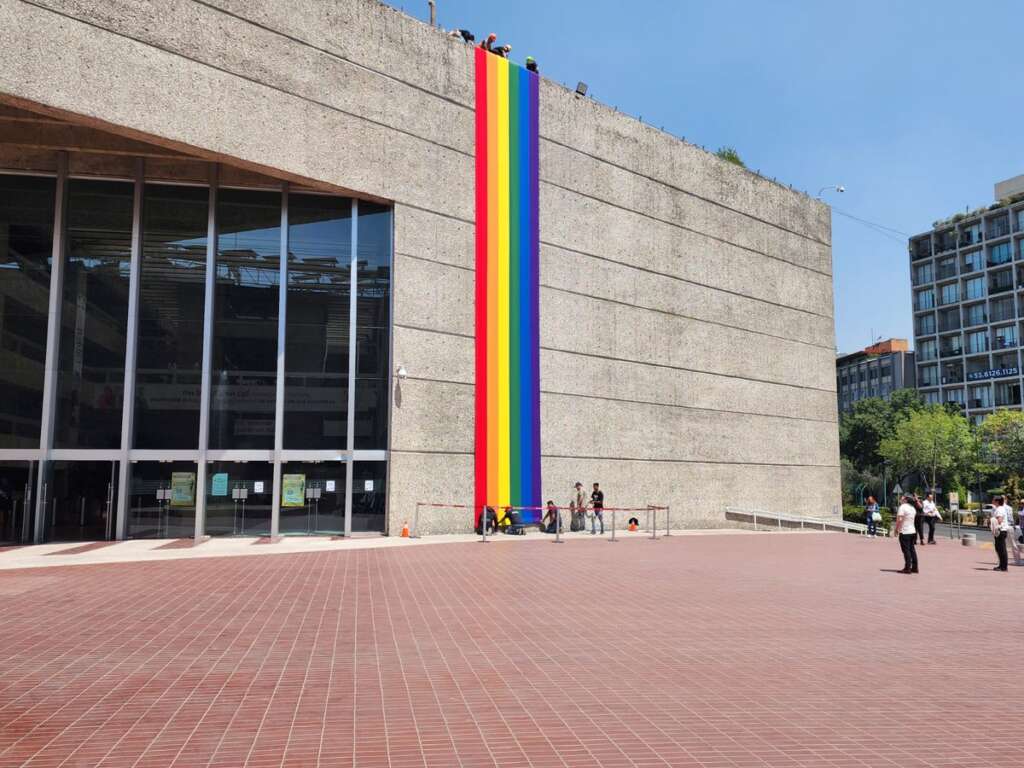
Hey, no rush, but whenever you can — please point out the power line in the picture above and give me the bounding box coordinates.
[830,207,910,244]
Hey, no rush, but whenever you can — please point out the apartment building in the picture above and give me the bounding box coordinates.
[836,339,915,414]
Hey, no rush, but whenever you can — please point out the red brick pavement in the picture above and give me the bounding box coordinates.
[0,533,1018,767]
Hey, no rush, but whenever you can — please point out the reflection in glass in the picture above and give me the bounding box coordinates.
[284,195,351,449]
[279,461,346,534]
[134,185,207,448]
[355,203,391,449]
[44,460,117,542]
[352,461,386,533]
[0,176,54,448]
[204,461,273,536]
[54,180,133,449]
[127,460,197,538]
[0,461,34,544]
[209,189,280,449]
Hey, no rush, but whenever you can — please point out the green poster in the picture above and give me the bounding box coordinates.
[282,474,306,507]
[170,472,196,507]
[211,473,228,496]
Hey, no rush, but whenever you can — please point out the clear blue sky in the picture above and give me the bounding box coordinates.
[407,0,1024,354]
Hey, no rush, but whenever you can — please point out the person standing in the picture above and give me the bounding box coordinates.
[865,495,880,537]
[896,496,919,574]
[991,495,1011,572]
[911,494,926,545]
[590,482,604,535]
[922,493,940,545]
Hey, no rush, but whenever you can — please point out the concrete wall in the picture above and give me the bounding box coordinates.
[0,0,841,533]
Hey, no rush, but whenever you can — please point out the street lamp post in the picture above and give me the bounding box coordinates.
[817,184,846,198]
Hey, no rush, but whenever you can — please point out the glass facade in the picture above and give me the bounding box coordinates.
[0,176,53,449]
[0,162,392,543]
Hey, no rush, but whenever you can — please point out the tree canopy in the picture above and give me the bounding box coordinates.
[878,406,975,492]
[978,409,1024,479]
[839,388,924,471]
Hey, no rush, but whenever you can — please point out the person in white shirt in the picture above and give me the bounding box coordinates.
[990,495,1011,572]
[921,493,941,545]
[896,496,919,574]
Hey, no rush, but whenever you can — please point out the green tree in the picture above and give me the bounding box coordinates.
[838,389,923,471]
[715,147,745,168]
[879,406,975,492]
[978,409,1024,479]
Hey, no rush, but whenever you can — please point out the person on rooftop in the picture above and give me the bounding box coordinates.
[479,33,496,52]
[448,28,474,43]
[525,56,538,73]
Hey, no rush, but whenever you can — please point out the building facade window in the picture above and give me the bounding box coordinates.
[0,175,54,449]
[939,282,959,305]
[914,288,934,311]
[963,302,987,327]
[917,339,937,361]
[966,330,989,355]
[989,241,1012,267]
[962,249,984,273]
[912,263,933,286]
[916,313,936,336]
[992,324,1017,350]
[970,384,992,409]
[963,277,984,301]
[919,364,939,387]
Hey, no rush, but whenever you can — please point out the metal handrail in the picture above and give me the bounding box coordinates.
[725,506,889,536]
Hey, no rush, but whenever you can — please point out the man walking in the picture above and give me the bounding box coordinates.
[991,495,1011,572]
[590,482,604,535]
[922,493,940,545]
[896,495,918,574]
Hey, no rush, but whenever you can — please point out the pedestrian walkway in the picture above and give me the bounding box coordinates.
[0,533,1017,767]
[0,527,759,570]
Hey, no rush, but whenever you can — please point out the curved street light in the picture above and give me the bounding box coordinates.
[818,184,846,198]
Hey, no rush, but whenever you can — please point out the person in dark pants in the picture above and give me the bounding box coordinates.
[922,492,940,544]
[865,495,880,537]
[911,493,925,545]
[590,482,604,535]
[896,495,918,574]
[991,495,1010,572]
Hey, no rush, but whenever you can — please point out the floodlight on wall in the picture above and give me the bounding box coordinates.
[817,184,845,197]
[396,365,408,380]
[575,81,588,97]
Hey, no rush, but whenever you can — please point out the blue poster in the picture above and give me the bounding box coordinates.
[211,473,229,496]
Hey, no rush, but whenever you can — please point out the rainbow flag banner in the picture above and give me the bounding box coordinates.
[474,47,541,524]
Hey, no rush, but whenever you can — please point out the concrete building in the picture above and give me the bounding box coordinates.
[0,0,839,542]
[836,339,915,414]
[909,176,1024,425]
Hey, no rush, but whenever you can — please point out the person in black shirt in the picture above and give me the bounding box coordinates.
[590,483,604,535]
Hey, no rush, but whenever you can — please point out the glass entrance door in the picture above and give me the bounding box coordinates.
[44,460,117,542]
[0,461,35,545]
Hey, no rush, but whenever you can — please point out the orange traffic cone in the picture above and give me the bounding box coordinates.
[401,521,410,538]
[628,522,638,532]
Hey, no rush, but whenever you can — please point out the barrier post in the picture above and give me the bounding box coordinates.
[649,506,657,540]
[610,509,617,542]
[480,504,488,543]
[411,502,421,539]
[664,505,671,537]
[554,507,564,544]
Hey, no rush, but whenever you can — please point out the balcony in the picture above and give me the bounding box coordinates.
[935,232,957,253]
[936,262,958,280]
[989,276,1014,295]
[987,219,1011,239]
[910,239,932,261]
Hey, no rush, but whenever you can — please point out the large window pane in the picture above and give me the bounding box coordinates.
[209,189,280,449]
[279,461,346,534]
[127,460,197,538]
[0,176,54,448]
[203,461,272,536]
[352,461,386,533]
[134,185,207,448]
[54,180,133,449]
[354,202,391,450]
[283,194,351,449]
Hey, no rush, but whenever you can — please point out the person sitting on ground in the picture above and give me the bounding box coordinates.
[525,56,538,73]
[542,500,560,534]
[476,506,498,535]
[479,33,496,52]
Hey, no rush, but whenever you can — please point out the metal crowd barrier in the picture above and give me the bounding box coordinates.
[725,506,887,536]
[410,502,672,542]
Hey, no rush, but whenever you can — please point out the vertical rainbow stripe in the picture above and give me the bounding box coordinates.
[475,48,541,523]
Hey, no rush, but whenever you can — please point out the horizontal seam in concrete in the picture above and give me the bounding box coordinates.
[402,375,837,425]
[394,252,832,350]
[543,283,833,351]
[393,323,836,395]
[540,345,837,395]
[396,243,833,322]
[18,0,473,159]
[192,0,476,113]
[200,1,829,248]
[542,240,833,321]
[542,178,832,278]
[392,449,839,469]
[541,135,831,248]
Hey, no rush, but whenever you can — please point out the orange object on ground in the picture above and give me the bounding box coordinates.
[401,522,410,538]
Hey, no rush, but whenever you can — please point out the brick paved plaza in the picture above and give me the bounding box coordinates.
[0,532,1018,767]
